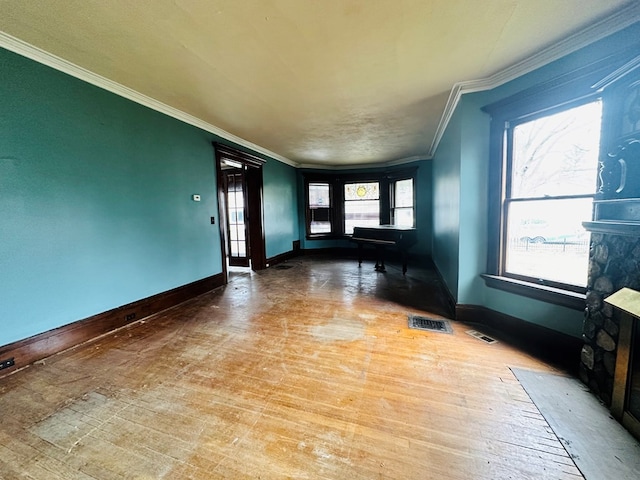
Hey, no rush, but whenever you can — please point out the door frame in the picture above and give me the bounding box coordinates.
[214,143,267,283]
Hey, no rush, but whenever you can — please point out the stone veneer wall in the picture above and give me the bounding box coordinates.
[580,232,640,404]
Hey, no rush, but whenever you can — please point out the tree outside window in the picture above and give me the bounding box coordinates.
[503,100,602,288]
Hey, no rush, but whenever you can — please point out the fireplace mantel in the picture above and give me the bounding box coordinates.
[583,199,640,236]
[583,220,640,236]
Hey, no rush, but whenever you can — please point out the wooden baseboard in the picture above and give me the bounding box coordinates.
[0,273,224,378]
[266,248,301,267]
[456,304,583,373]
[430,262,457,317]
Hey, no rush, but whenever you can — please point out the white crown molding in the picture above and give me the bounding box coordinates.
[297,154,428,171]
[428,4,640,158]
[0,31,298,168]
[2,3,638,170]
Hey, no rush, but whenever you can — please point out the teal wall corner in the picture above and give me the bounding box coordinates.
[431,21,640,333]
[263,159,299,259]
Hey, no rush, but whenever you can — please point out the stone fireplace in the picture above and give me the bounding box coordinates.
[580,54,640,438]
[580,231,640,405]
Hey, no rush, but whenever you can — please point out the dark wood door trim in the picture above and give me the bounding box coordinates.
[215,148,229,284]
[213,143,267,274]
[246,166,266,270]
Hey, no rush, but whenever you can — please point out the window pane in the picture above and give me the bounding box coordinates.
[308,182,332,234]
[344,199,380,234]
[235,190,244,203]
[505,198,592,286]
[309,183,330,207]
[344,182,380,234]
[394,207,414,227]
[511,101,602,198]
[310,207,331,233]
[345,182,379,201]
[394,179,413,207]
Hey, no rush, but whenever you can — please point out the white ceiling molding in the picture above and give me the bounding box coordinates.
[297,155,427,171]
[0,32,298,168]
[428,2,640,158]
[1,3,638,169]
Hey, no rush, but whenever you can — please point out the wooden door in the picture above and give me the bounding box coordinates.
[224,170,250,267]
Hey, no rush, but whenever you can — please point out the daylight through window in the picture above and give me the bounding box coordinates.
[308,182,332,234]
[503,100,602,288]
[344,182,380,235]
[392,178,414,227]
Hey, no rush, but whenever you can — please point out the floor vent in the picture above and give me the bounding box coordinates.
[466,330,498,344]
[408,315,453,334]
[274,264,293,270]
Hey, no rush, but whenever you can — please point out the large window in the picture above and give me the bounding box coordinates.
[503,101,602,288]
[344,182,380,234]
[308,182,332,234]
[391,178,414,227]
[304,170,416,238]
[488,98,602,295]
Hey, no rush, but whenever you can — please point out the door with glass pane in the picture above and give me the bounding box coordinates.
[225,170,250,267]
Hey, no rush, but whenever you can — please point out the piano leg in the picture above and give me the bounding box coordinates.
[357,243,363,267]
[374,245,386,272]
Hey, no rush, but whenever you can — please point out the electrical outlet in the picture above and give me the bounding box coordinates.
[125,313,136,321]
[210,216,215,225]
[0,357,15,370]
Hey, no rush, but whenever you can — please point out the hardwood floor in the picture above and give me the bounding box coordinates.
[0,256,583,479]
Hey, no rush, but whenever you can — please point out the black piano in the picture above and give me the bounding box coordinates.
[351,225,417,274]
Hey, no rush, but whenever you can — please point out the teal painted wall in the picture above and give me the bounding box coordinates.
[263,159,298,259]
[457,95,490,306]
[297,160,433,259]
[415,159,433,259]
[432,22,640,337]
[431,107,461,300]
[0,47,298,347]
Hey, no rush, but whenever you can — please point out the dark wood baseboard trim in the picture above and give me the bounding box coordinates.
[0,273,224,378]
[266,248,301,267]
[430,262,457,317]
[455,304,583,373]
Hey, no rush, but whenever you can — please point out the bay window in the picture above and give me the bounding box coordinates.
[304,169,416,238]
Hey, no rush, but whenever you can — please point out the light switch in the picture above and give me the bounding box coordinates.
[192,194,201,202]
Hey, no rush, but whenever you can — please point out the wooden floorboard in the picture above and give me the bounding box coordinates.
[0,256,585,479]
[513,368,640,479]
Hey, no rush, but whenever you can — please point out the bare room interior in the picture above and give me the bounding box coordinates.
[2,1,640,478]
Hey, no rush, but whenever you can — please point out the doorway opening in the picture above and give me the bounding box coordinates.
[214,144,267,284]
[224,168,249,268]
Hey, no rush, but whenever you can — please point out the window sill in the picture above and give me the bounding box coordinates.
[480,274,586,311]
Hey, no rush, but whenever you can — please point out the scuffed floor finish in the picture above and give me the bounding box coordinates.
[0,256,583,479]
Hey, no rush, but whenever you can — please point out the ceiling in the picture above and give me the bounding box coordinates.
[0,0,637,167]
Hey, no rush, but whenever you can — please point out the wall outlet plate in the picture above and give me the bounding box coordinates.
[192,194,201,202]
[0,357,15,370]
